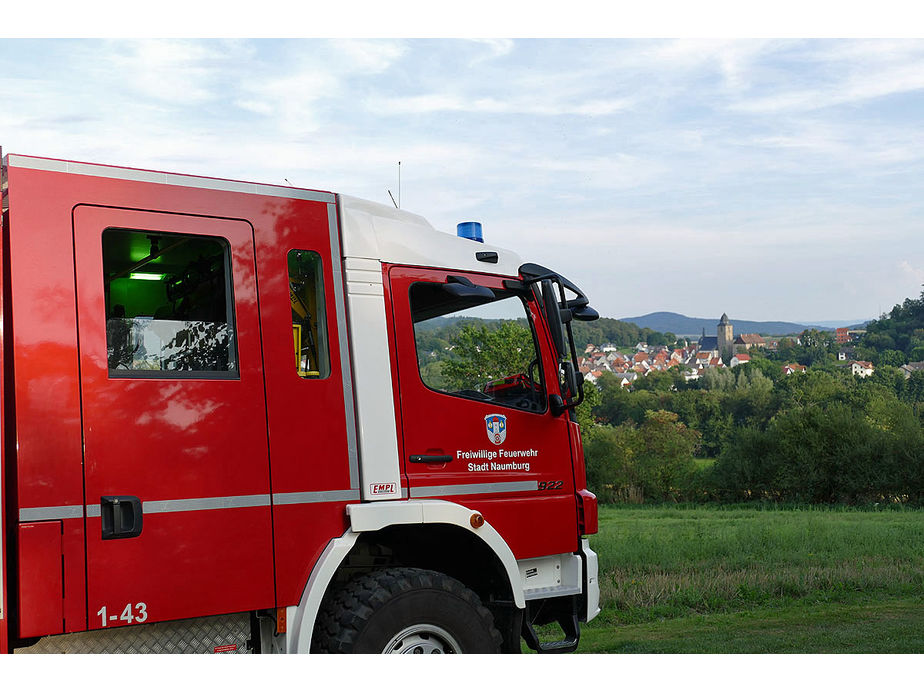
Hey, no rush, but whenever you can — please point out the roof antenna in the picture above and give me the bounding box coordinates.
[284,178,294,186]
[386,161,402,209]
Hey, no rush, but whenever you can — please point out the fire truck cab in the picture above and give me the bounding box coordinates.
[0,152,599,654]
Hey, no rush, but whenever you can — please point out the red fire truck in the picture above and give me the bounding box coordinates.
[0,151,599,654]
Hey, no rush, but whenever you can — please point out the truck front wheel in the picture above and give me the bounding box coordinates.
[312,567,503,653]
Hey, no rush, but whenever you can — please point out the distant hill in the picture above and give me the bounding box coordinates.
[619,311,834,337]
[809,319,871,329]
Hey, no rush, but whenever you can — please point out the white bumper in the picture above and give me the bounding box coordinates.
[581,538,600,622]
[514,537,600,623]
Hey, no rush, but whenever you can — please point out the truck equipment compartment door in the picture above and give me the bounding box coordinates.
[73,206,275,628]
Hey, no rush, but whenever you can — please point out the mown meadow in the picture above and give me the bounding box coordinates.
[572,504,924,653]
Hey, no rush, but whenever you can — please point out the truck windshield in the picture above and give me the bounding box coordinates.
[410,282,546,413]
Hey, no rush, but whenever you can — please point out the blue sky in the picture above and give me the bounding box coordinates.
[2,37,923,324]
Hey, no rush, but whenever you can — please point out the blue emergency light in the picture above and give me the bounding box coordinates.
[457,221,484,243]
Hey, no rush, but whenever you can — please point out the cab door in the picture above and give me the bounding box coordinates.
[74,206,274,628]
[389,266,578,559]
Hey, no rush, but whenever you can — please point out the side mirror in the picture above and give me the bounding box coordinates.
[571,305,599,321]
[541,279,565,359]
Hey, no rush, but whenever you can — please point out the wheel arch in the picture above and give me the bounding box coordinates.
[286,500,524,653]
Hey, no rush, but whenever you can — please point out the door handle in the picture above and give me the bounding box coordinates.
[101,496,143,540]
[409,454,453,464]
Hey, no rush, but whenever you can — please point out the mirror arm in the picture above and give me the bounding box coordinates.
[501,278,531,296]
[446,275,475,287]
[558,280,585,410]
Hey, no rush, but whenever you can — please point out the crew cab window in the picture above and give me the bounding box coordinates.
[410,282,546,412]
[288,249,330,379]
[102,229,238,377]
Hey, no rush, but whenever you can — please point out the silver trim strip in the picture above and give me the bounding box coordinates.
[329,200,360,491]
[273,490,360,505]
[19,489,359,521]
[19,505,84,522]
[6,154,335,204]
[143,494,270,514]
[409,481,539,498]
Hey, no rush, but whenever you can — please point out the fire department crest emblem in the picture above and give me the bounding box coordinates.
[485,413,507,445]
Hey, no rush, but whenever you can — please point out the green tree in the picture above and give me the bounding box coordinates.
[634,410,701,501]
[584,424,641,503]
[860,289,924,358]
[583,410,701,503]
[902,371,924,404]
[632,369,674,392]
[441,322,535,390]
[575,377,601,435]
[700,367,736,391]
[878,349,907,367]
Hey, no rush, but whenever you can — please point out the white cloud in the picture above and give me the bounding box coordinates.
[2,38,923,322]
[728,40,924,114]
[101,39,241,104]
[899,261,924,286]
[235,71,340,133]
[333,39,407,73]
[466,39,515,63]
[370,93,633,117]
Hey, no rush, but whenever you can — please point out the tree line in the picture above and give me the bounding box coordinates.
[577,289,924,506]
[579,364,924,506]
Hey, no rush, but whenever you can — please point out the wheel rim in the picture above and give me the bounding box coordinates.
[383,624,462,654]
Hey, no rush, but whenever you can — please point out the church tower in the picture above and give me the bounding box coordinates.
[717,313,733,362]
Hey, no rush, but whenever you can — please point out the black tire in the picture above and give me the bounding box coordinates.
[312,567,503,653]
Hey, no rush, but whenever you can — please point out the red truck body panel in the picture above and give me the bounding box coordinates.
[17,522,62,636]
[3,157,354,640]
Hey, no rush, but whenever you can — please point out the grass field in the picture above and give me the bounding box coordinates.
[574,504,924,653]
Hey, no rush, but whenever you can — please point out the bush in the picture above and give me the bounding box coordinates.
[711,401,924,505]
[584,410,700,503]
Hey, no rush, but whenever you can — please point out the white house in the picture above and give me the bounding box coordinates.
[612,372,638,388]
[730,353,751,368]
[584,369,604,384]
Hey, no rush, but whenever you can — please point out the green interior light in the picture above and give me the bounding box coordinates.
[130,272,165,281]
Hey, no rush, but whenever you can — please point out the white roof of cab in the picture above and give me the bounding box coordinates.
[338,195,522,277]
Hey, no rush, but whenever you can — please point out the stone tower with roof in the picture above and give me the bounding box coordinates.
[717,313,733,363]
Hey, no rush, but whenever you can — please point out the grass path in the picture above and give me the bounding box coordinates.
[579,597,924,653]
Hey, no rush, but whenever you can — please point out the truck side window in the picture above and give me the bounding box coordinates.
[102,229,238,377]
[410,282,546,413]
[288,249,330,379]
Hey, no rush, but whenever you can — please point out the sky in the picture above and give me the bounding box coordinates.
[2,35,923,324]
